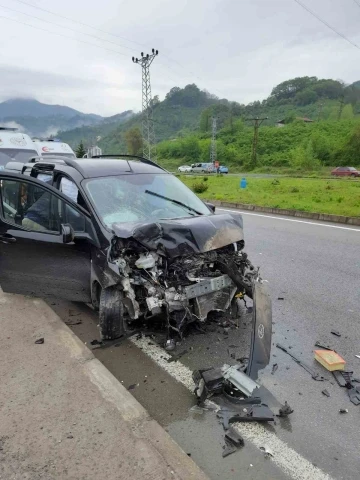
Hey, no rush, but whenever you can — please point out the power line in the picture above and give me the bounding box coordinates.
[0,14,128,57]
[13,0,147,48]
[293,0,360,50]
[12,0,218,94]
[210,117,217,164]
[0,4,136,54]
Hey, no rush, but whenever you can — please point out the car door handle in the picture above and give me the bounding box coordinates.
[0,234,16,244]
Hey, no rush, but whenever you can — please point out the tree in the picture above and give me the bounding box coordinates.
[340,125,360,165]
[295,88,318,106]
[75,140,86,158]
[124,127,143,155]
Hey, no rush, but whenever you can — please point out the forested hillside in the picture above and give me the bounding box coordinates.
[65,76,360,170]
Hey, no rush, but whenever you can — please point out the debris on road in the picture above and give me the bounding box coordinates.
[277,401,294,417]
[222,427,244,457]
[127,384,137,390]
[217,405,275,428]
[34,338,44,344]
[314,341,333,351]
[167,349,188,363]
[314,349,346,372]
[339,409,348,414]
[321,389,331,397]
[260,445,274,458]
[277,297,284,301]
[330,330,341,337]
[271,363,278,375]
[355,354,360,360]
[276,343,325,381]
[332,371,360,406]
[332,371,352,388]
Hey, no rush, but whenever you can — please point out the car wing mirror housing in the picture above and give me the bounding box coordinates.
[205,202,216,213]
[61,224,75,244]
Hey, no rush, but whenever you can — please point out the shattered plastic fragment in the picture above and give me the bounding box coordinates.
[330,330,341,337]
[271,364,278,375]
[322,389,331,397]
[339,408,348,414]
[189,405,205,415]
[277,401,294,417]
[260,446,274,458]
[34,338,44,344]
[276,344,325,381]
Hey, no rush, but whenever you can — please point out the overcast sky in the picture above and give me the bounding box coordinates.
[0,0,359,116]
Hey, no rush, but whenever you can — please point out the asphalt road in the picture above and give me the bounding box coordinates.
[48,210,360,480]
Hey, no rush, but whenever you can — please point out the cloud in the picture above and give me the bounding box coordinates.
[0,0,359,115]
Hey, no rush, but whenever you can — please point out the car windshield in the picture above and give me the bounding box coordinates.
[348,167,357,171]
[0,148,38,169]
[84,173,211,227]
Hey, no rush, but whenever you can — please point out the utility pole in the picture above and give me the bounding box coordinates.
[337,95,345,121]
[210,117,217,164]
[317,102,324,122]
[245,117,268,169]
[132,48,159,161]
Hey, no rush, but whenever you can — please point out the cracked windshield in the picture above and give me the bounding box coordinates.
[85,173,211,225]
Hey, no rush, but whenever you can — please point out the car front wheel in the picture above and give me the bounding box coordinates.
[99,286,125,340]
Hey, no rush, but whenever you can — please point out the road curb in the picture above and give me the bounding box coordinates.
[12,295,209,480]
[206,199,360,226]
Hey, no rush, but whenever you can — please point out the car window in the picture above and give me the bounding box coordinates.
[0,179,85,233]
[84,173,211,227]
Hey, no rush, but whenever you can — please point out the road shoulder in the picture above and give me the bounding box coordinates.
[0,292,208,480]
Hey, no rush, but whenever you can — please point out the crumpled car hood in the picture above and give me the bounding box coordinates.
[111,213,244,258]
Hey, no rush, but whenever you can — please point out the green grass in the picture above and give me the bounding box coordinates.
[180,176,360,217]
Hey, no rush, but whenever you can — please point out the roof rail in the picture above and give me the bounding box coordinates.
[90,154,165,171]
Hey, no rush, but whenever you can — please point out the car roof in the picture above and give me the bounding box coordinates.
[22,155,168,179]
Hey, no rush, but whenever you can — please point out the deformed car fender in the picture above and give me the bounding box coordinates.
[247,281,272,380]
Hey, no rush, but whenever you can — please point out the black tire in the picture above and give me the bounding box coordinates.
[99,286,124,340]
[351,174,356,177]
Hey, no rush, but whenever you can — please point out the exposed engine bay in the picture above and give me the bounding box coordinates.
[107,213,265,336]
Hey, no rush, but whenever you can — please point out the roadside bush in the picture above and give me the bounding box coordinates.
[203,177,208,182]
[290,187,299,193]
[192,182,208,193]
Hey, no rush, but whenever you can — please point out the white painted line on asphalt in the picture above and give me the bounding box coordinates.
[130,336,333,480]
[218,208,360,232]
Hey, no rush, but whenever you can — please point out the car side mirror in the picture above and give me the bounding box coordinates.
[205,202,216,213]
[61,223,75,244]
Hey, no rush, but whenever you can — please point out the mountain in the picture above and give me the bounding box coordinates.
[0,98,105,137]
[0,98,100,119]
[62,84,229,153]
[59,110,135,146]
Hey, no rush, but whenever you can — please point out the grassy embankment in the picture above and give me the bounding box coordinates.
[180,175,360,217]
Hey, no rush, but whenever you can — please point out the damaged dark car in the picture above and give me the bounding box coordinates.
[0,155,271,373]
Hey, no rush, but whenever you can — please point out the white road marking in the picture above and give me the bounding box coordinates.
[131,336,333,480]
[218,208,360,232]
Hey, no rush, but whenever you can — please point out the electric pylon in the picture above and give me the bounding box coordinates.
[132,49,158,160]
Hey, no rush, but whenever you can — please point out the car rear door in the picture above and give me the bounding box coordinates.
[0,172,94,302]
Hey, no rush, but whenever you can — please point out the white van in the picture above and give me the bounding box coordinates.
[0,127,38,170]
[33,139,76,159]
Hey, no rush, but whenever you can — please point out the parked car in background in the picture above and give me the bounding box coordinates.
[191,163,215,173]
[178,165,192,173]
[331,167,360,177]
[218,165,229,174]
